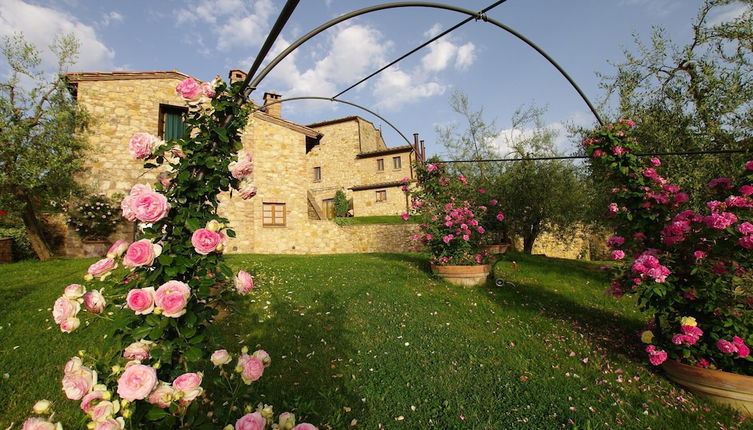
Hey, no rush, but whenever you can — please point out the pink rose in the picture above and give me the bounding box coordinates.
[83,290,106,314]
[592,149,605,158]
[278,413,296,429]
[131,191,170,223]
[126,287,156,315]
[64,283,86,299]
[400,213,410,221]
[293,425,318,430]
[106,240,129,258]
[426,164,437,172]
[211,349,232,366]
[235,271,254,295]
[128,132,162,159]
[717,339,737,354]
[611,250,625,260]
[253,349,271,367]
[64,356,82,373]
[236,412,266,430]
[53,296,80,324]
[200,81,216,98]
[175,78,203,102]
[123,240,161,268]
[172,372,203,401]
[117,364,158,401]
[90,401,118,423]
[123,340,153,361]
[240,355,264,384]
[192,228,221,255]
[746,160,753,171]
[737,222,753,235]
[62,365,97,400]
[80,389,105,413]
[88,258,117,278]
[22,418,58,430]
[155,281,191,318]
[60,317,81,333]
[239,180,257,200]
[496,212,504,221]
[229,151,254,180]
[650,157,661,166]
[148,382,175,408]
[121,184,152,221]
[94,418,125,430]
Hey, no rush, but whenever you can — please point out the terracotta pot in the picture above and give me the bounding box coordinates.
[430,264,491,287]
[481,244,511,255]
[663,360,753,417]
[81,240,110,258]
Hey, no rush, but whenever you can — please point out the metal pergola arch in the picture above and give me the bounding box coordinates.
[240,1,604,127]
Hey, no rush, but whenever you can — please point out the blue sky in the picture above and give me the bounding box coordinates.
[0,0,745,157]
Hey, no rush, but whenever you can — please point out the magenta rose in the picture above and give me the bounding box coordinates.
[131,191,170,223]
[88,258,117,278]
[64,283,86,299]
[83,290,106,314]
[128,132,162,160]
[117,364,157,401]
[106,240,129,258]
[175,78,202,102]
[229,151,254,180]
[192,228,221,255]
[234,270,254,295]
[236,412,266,430]
[126,287,156,315]
[717,339,737,354]
[155,281,191,318]
[123,340,153,361]
[123,240,161,268]
[53,296,80,324]
[148,382,175,408]
[172,372,203,401]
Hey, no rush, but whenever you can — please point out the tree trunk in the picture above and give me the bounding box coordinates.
[18,192,53,260]
[523,235,535,254]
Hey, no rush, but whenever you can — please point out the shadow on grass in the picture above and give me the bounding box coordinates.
[370,253,432,272]
[211,290,361,428]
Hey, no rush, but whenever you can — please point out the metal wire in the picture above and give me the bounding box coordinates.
[440,149,750,163]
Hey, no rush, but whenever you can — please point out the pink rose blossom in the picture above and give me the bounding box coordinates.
[717,339,737,354]
[83,290,106,314]
[592,149,606,158]
[90,401,119,423]
[123,340,153,361]
[175,78,203,102]
[22,418,58,430]
[200,81,216,98]
[606,236,625,248]
[645,345,668,366]
[400,213,410,221]
[131,191,170,223]
[240,355,264,384]
[88,258,117,278]
[253,349,271,367]
[62,365,97,400]
[650,157,661,166]
[708,177,734,190]
[229,151,254,180]
[235,270,254,295]
[236,412,266,430]
[426,164,437,172]
[673,192,689,204]
[693,250,706,260]
[117,364,158,401]
[173,372,203,401]
[64,283,86,299]
[496,212,505,221]
[740,185,753,196]
[94,418,125,430]
[53,296,80,324]
[148,382,175,408]
[293,425,318,430]
[611,250,625,260]
[80,389,105,413]
[239,180,257,200]
[106,240,129,259]
[211,349,232,366]
[64,356,82,373]
[192,228,221,255]
[477,226,485,234]
[128,132,162,160]
[612,146,626,156]
[126,287,156,315]
[739,235,753,249]
[60,317,80,333]
[123,240,160,268]
[155,281,191,318]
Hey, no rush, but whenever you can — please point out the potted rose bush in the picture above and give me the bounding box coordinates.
[65,193,121,257]
[21,77,317,429]
[584,119,753,415]
[406,160,504,286]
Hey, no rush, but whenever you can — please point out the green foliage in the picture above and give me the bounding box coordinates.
[333,190,349,217]
[332,215,413,226]
[63,194,120,240]
[0,226,36,260]
[597,0,753,205]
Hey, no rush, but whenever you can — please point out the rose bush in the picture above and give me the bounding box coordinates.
[585,119,752,375]
[22,77,317,428]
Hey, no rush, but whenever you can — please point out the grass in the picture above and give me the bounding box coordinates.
[1,253,751,429]
[332,215,415,226]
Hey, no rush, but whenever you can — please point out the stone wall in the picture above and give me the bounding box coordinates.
[306,120,360,207]
[352,187,409,216]
[511,227,594,260]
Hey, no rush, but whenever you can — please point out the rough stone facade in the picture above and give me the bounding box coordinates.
[64,71,419,256]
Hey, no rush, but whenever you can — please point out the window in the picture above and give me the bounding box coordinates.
[313,166,321,182]
[262,203,286,227]
[376,158,384,171]
[158,105,188,141]
[393,156,402,169]
[322,198,335,219]
[376,190,387,202]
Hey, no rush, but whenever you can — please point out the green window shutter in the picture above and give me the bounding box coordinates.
[164,111,186,141]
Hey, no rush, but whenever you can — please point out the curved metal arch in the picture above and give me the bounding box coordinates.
[254,96,414,147]
[245,2,603,125]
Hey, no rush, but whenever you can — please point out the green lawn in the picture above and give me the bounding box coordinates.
[0,253,751,429]
[333,215,415,226]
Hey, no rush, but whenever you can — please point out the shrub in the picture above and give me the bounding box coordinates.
[334,190,349,217]
[65,194,120,240]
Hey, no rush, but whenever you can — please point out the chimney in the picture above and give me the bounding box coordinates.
[228,69,247,84]
[263,92,282,118]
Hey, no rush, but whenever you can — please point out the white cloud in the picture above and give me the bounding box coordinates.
[617,0,681,17]
[455,42,475,70]
[372,66,445,110]
[493,111,593,157]
[0,0,115,71]
[419,24,477,73]
[177,0,275,51]
[100,11,123,27]
[708,2,750,26]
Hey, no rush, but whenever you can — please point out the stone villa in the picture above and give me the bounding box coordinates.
[63,69,423,255]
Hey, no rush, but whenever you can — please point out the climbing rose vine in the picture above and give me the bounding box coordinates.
[24,77,317,429]
[585,119,752,375]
